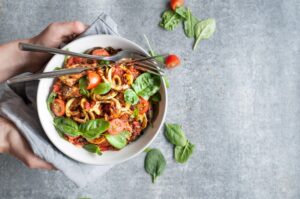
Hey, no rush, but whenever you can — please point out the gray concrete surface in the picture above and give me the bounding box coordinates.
[0,0,299,198]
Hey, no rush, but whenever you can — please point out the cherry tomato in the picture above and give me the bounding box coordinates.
[108,119,126,135]
[165,54,180,68]
[66,56,86,66]
[92,49,110,56]
[170,0,184,10]
[137,97,149,114]
[51,99,65,116]
[86,71,101,90]
[52,82,61,93]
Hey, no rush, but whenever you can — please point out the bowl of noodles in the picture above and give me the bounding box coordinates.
[37,35,167,165]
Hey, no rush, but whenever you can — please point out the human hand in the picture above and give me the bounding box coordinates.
[0,21,87,82]
[0,117,54,170]
[24,21,87,73]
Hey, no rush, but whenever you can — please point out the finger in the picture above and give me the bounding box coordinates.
[24,153,56,170]
[6,127,56,170]
[54,21,87,37]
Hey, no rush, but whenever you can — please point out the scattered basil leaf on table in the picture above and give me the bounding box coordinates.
[183,8,198,38]
[53,117,81,137]
[164,123,187,146]
[145,148,166,183]
[159,10,182,31]
[124,89,139,105]
[132,72,161,100]
[174,140,195,163]
[175,6,188,19]
[79,77,90,97]
[105,131,131,149]
[83,144,102,155]
[47,92,57,113]
[80,119,110,139]
[92,82,111,95]
[193,18,216,50]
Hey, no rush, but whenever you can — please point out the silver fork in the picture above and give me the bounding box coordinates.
[7,43,166,84]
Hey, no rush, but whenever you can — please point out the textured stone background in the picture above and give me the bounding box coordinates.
[0,0,299,198]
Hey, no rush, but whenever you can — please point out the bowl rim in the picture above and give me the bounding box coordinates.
[36,34,168,165]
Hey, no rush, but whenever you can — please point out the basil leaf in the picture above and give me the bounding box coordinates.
[144,147,152,153]
[164,123,187,146]
[132,73,161,100]
[163,76,170,88]
[159,10,182,31]
[92,83,111,95]
[183,8,198,38]
[105,131,131,149]
[131,107,139,119]
[54,67,62,70]
[175,6,188,19]
[83,144,102,155]
[98,60,110,65]
[79,77,90,97]
[174,140,195,163]
[150,92,161,103]
[47,92,57,113]
[53,117,81,137]
[144,148,166,183]
[193,18,216,50]
[124,89,139,105]
[79,119,110,139]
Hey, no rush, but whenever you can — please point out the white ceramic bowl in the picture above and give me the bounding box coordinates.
[37,35,167,165]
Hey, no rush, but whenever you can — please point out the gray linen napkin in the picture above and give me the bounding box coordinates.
[0,13,119,187]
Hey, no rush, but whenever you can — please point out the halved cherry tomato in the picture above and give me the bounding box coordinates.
[66,56,86,66]
[108,119,126,135]
[170,0,184,10]
[84,101,96,110]
[87,71,101,90]
[52,81,61,93]
[137,97,149,114]
[92,49,110,56]
[51,99,65,116]
[165,54,180,68]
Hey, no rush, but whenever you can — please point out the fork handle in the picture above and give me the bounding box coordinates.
[6,67,86,84]
[19,43,111,61]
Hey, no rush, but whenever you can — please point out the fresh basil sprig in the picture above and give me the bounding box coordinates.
[92,82,111,95]
[159,10,182,31]
[144,148,166,183]
[164,123,187,146]
[175,140,195,163]
[159,6,216,50]
[164,123,195,163]
[124,89,139,105]
[193,18,216,50]
[83,144,102,155]
[105,131,131,149]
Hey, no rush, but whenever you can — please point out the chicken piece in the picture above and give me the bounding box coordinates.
[60,85,81,100]
[59,73,84,87]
